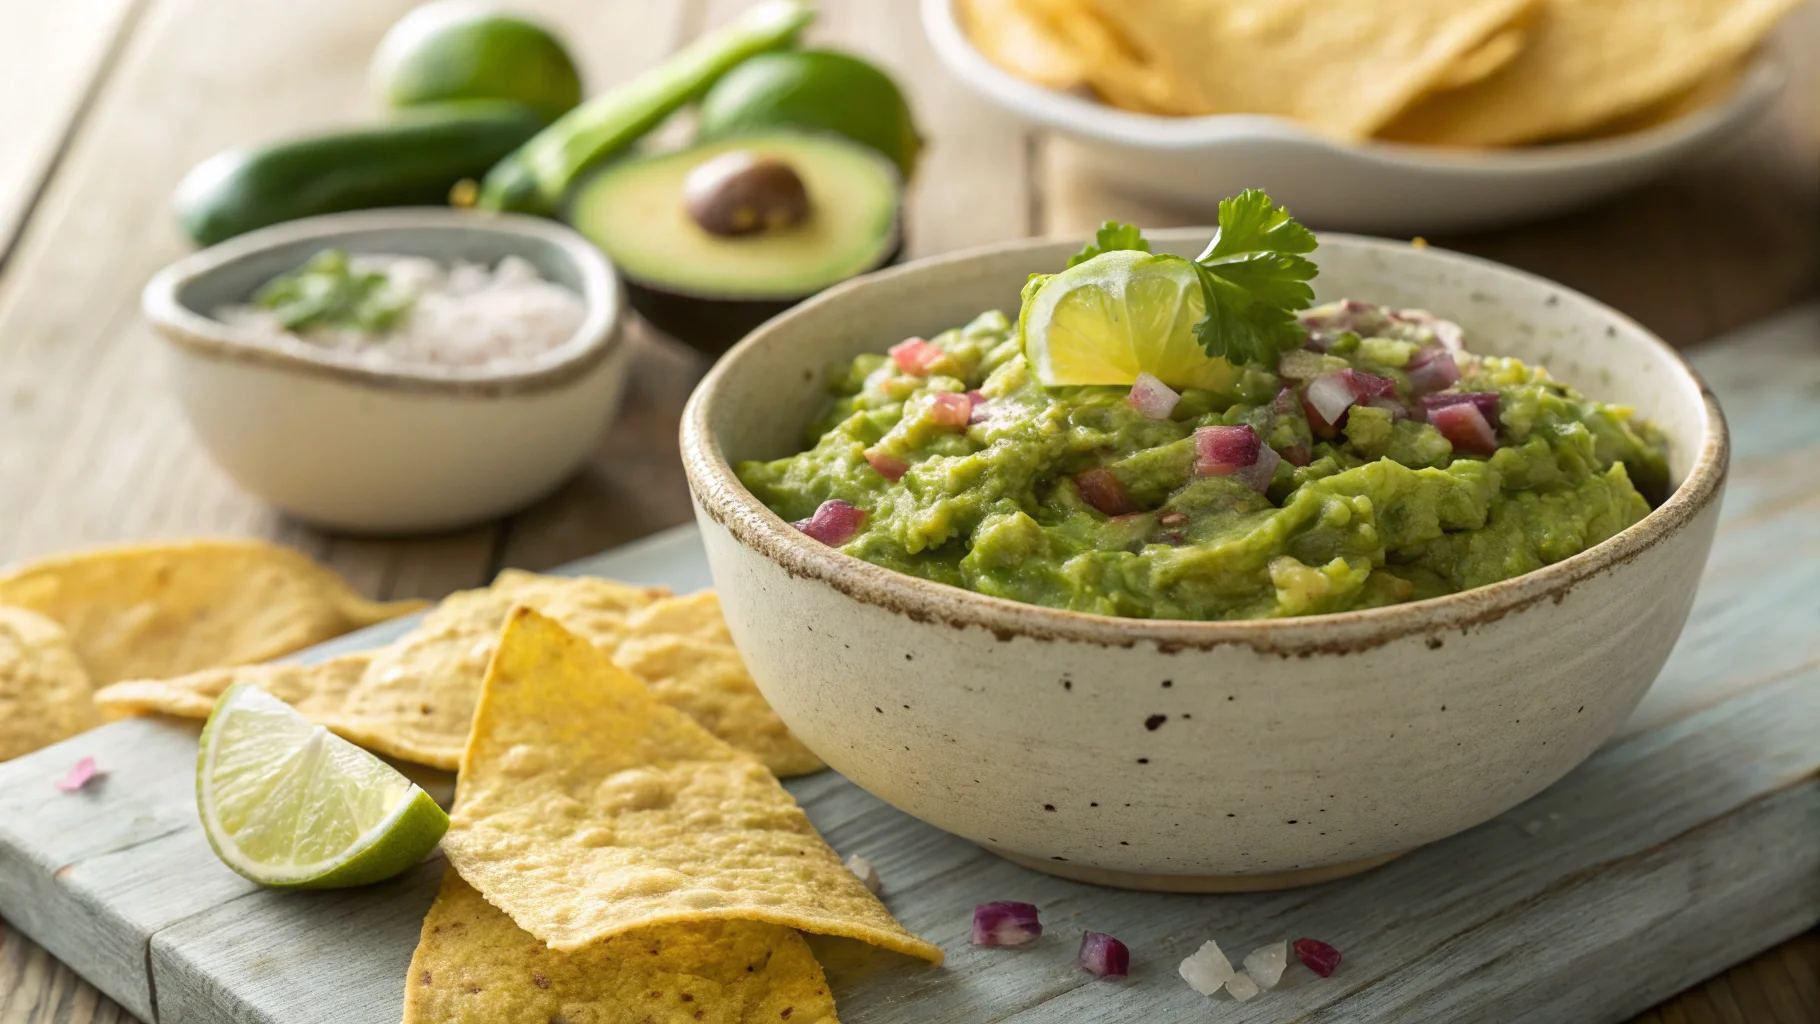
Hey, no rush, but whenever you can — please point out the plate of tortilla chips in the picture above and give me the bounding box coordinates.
[925,0,1796,231]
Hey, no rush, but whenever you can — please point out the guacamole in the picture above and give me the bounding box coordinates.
[737,297,1669,621]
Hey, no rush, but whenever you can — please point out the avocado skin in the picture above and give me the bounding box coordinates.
[626,239,903,355]
[174,101,545,246]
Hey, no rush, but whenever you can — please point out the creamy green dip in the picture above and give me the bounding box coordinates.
[737,301,1669,621]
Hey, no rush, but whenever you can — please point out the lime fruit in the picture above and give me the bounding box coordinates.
[373,1,583,123]
[197,682,448,889]
[696,49,922,179]
[1019,249,1237,392]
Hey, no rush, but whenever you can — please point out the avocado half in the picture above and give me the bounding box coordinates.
[566,132,902,354]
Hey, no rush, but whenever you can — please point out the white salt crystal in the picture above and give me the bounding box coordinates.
[1226,971,1261,1002]
[1179,940,1235,995]
[844,854,880,893]
[1243,940,1288,989]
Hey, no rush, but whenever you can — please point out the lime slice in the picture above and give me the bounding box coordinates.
[1019,249,1237,392]
[197,683,448,888]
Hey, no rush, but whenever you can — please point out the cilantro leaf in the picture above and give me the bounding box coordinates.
[1189,190,1318,367]
[1068,221,1150,268]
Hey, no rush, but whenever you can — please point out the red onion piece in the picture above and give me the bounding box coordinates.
[1079,931,1130,977]
[1280,443,1312,467]
[1193,424,1260,478]
[1367,396,1410,420]
[1341,368,1397,402]
[1126,372,1180,420]
[1271,386,1300,418]
[1405,343,1460,394]
[973,902,1042,947]
[928,392,972,430]
[1293,937,1342,978]
[791,500,867,546]
[1427,402,1499,454]
[1421,390,1500,426]
[1158,510,1188,527]
[888,337,944,376]
[1076,467,1140,516]
[55,756,101,792]
[965,390,990,425]
[863,449,909,482]
[1234,443,1282,493]
[1303,372,1355,428]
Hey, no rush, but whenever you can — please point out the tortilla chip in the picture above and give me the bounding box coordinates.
[441,608,941,962]
[959,0,1086,90]
[1379,0,1802,146]
[0,606,100,761]
[1429,22,1531,93]
[613,593,824,778]
[0,539,421,685]
[1075,0,1538,136]
[93,654,373,723]
[403,871,839,1024]
[1029,0,1198,115]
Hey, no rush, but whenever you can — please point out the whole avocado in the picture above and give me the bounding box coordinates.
[695,50,922,179]
[372,1,583,123]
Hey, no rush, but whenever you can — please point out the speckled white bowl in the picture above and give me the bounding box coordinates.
[143,209,627,534]
[683,230,1726,890]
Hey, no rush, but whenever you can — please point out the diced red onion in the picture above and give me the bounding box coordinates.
[1271,386,1300,418]
[791,500,867,546]
[1341,368,1397,402]
[1194,424,1260,476]
[863,449,908,482]
[1428,402,1499,454]
[1367,396,1410,420]
[1126,372,1180,419]
[973,901,1042,947]
[1293,937,1342,978]
[928,392,972,430]
[1421,390,1500,426]
[1280,443,1312,467]
[1405,343,1460,394]
[1234,443,1282,493]
[1299,299,1388,349]
[1158,511,1188,527]
[55,756,101,792]
[1079,931,1130,977]
[1076,467,1139,516]
[888,337,944,376]
[1304,372,1355,428]
[965,390,990,424]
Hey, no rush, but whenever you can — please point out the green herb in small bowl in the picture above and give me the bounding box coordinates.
[254,249,414,334]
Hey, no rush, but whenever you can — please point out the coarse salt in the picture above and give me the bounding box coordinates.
[1179,939,1235,995]
[844,854,880,893]
[1226,971,1261,1002]
[1243,940,1289,989]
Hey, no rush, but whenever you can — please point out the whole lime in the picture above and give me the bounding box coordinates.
[696,50,922,179]
[373,1,583,124]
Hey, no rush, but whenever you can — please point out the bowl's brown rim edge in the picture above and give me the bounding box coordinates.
[682,232,1730,656]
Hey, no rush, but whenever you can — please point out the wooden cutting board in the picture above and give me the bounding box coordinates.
[1,308,1815,1024]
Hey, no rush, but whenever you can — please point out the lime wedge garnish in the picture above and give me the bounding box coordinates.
[197,682,448,888]
[1019,249,1237,392]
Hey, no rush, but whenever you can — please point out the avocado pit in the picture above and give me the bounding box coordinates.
[683,150,811,237]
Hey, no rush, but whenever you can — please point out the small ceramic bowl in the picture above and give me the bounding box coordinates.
[682,229,1727,891]
[921,0,1783,234]
[143,209,627,534]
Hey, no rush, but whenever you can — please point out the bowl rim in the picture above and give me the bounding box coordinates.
[919,0,1782,173]
[141,208,626,398]
[681,230,1730,654]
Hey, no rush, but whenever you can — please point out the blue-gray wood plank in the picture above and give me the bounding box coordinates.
[1,307,1816,1023]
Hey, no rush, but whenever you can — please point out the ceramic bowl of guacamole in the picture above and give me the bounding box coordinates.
[681,226,1727,890]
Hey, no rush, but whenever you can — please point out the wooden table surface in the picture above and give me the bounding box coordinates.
[0,1,1814,1020]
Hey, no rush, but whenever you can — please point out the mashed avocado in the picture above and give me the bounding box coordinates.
[737,301,1669,621]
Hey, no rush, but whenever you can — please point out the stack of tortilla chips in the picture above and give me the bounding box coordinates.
[403,608,941,1022]
[0,539,422,762]
[961,0,1803,145]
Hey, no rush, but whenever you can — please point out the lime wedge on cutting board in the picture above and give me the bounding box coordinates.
[1019,249,1238,392]
[197,683,447,888]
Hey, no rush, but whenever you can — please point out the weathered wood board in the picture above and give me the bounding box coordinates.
[1,308,1817,1023]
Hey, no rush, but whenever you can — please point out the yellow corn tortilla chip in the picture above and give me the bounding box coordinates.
[0,539,421,685]
[404,871,839,1024]
[442,608,941,962]
[91,574,820,777]
[959,0,1086,90]
[0,606,101,762]
[1028,0,1198,115]
[613,593,824,778]
[1429,23,1531,93]
[1380,0,1801,146]
[1078,0,1539,136]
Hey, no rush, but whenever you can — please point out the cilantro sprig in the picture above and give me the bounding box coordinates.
[1061,191,1318,369]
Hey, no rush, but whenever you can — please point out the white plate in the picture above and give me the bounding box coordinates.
[922,0,1783,233]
